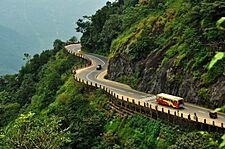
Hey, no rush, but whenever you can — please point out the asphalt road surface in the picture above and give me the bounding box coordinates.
[66,44,225,127]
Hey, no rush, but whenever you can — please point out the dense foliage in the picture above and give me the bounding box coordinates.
[76,0,225,147]
[0,39,76,127]
[77,0,225,109]
[0,39,221,148]
[0,0,224,147]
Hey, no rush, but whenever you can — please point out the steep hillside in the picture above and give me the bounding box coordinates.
[0,40,221,148]
[77,0,225,109]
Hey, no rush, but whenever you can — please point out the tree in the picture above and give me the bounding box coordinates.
[23,53,31,61]
[53,39,65,52]
[16,74,36,106]
[68,36,78,43]
[76,18,91,33]
[1,112,71,148]
[100,14,122,51]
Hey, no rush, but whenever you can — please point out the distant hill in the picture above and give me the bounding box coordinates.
[0,25,39,75]
[0,0,108,75]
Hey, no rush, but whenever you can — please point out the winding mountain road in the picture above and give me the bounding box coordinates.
[66,44,225,128]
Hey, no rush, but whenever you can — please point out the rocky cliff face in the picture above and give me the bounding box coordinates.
[78,0,225,109]
[108,50,225,109]
[107,2,225,109]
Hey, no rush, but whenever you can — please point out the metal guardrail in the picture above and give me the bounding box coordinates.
[70,50,225,131]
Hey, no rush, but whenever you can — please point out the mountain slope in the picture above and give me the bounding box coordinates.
[0,41,221,148]
[78,0,225,109]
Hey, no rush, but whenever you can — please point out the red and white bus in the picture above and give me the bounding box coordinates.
[156,93,185,109]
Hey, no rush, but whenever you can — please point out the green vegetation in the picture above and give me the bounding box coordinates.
[77,0,225,109]
[96,115,220,148]
[114,73,139,89]
[76,1,225,147]
[0,38,222,148]
[0,39,107,148]
[216,17,225,31]
[208,52,225,70]
[1,0,225,147]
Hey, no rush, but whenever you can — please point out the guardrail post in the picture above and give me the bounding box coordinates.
[213,121,215,126]
[125,98,129,109]
[181,113,183,118]
[139,101,141,113]
[100,85,101,88]
[167,110,170,121]
[122,96,124,100]
[162,108,164,113]
[204,119,206,124]
[188,114,191,120]
[155,105,158,119]
[116,95,118,99]
[132,99,136,111]
[173,111,177,124]
[91,82,92,86]
[95,83,97,88]
[143,102,146,114]
[222,123,224,128]
[147,104,151,117]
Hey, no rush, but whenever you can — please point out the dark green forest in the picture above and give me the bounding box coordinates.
[0,0,225,148]
[0,40,222,148]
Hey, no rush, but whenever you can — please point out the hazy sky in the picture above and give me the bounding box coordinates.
[0,0,110,74]
[0,0,109,49]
